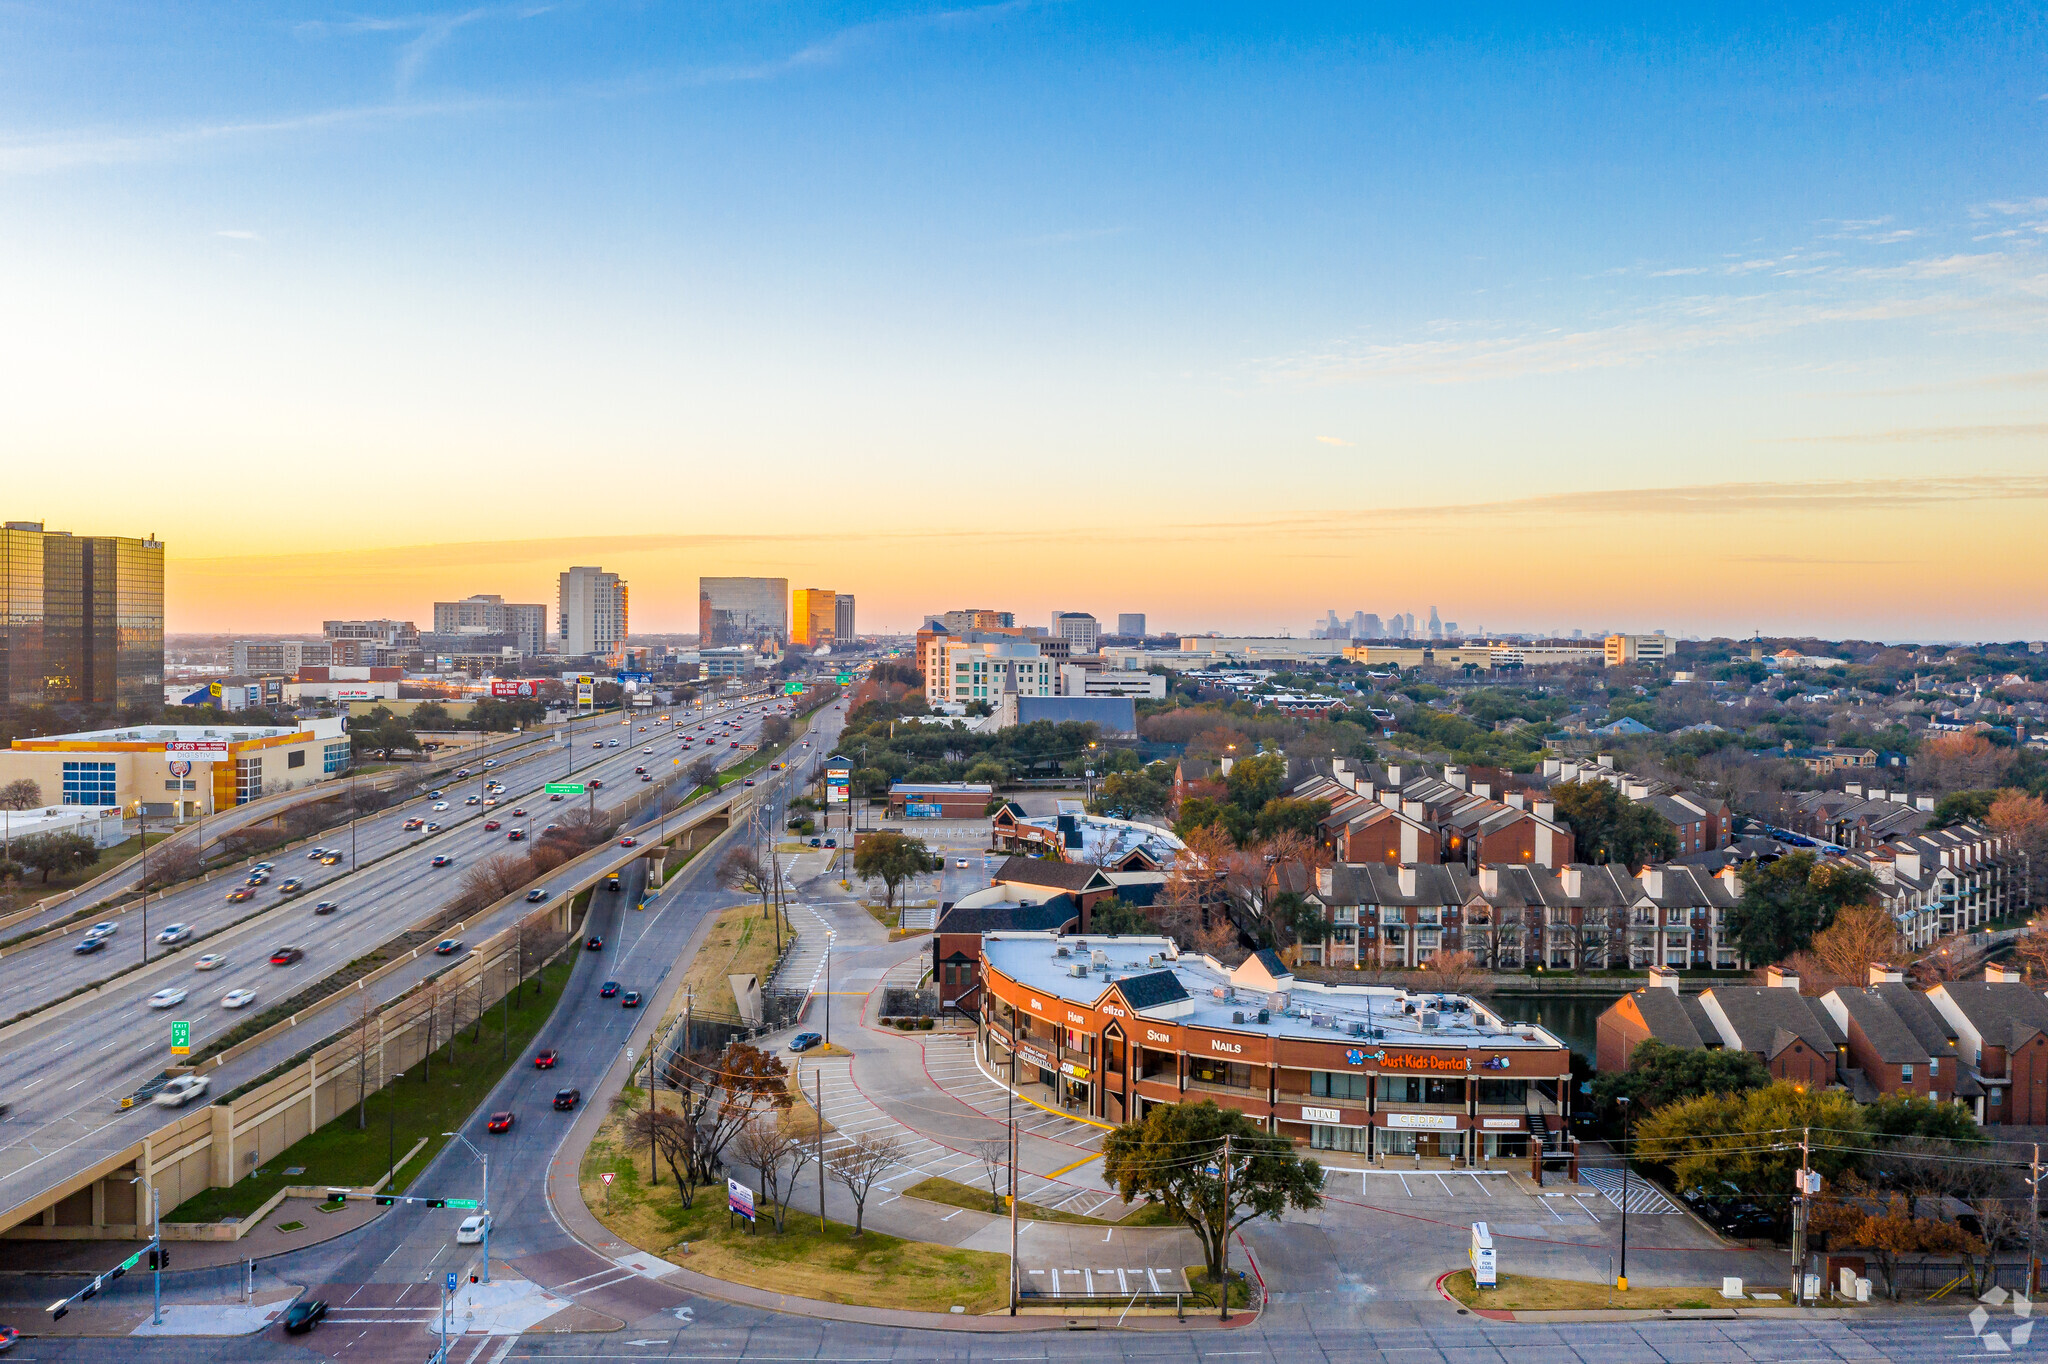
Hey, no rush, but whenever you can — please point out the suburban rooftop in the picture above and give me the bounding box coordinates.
[981,932,1566,1052]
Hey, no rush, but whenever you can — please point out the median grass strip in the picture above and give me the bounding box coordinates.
[165,956,574,1222]
[1183,1265,1253,1310]
[1440,1269,1721,1312]
[900,1175,1172,1227]
[581,1100,1007,1315]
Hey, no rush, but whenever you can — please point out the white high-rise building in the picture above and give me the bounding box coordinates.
[558,567,628,660]
[1053,612,1100,653]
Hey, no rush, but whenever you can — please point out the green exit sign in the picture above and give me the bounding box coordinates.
[835,673,852,685]
[544,783,585,795]
[169,1020,191,1055]
[443,1198,480,1210]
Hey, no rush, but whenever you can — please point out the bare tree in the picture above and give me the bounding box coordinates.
[0,777,44,810]
[972,1138,1008,1212]
[413,977,444,1083]
[328,989,381,1130]
[627,1106,694,1194]
[145,840,203,891]
[732,1117,813,1232]
[828,1130,905,1235]
[1414,949,1485,996]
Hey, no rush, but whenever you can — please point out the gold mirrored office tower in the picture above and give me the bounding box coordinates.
[0,521,164,708]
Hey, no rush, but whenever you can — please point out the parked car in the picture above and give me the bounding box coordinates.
[147,987,187,1009]
[524,889,550,903]
[600,980,620,998]
[156,923,192,945]
[153,1075,209,1108]
[193,953,227,970]
[533,1049,558,1069]
[222,988,258,1010]
[269,946,304,966]
[553,1088,581,1111]
[433,939,463,955]
[485,1111,515,1133]
[456,1213,491,1244]
[282,1299,328,1334]
[313,900,340,915]
[788,1032,822,1053]
[621,990,642,1008]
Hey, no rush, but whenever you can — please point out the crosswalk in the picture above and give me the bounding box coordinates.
[1577,1165,1683,1214]
[899,903,937,931]
[798,1040,1131,1222]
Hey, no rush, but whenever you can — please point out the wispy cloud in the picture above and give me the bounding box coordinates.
[677,0,1030,86]
[214,229,262,241]
[296,5,551,93]
[0,99,502,175]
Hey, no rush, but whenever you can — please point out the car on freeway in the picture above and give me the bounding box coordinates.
[544,823,560,834]
[482,796,497,806]
[524,889,551,903]
[485,1111,515,1133]
[307,847,330,860]
[424,822,443,834]
[483,759,496,769]
[585,935,603,950]
[454,768,471,779]
[320,852,343,866]
[427,790,443,799]
[599,980,620,998]
[194,953,227,970]
[433,939,463,955]
[465,795,481,806]
[403,817,425,831]
[591,740,605,748]
[222,988,258,1010]
[533,1049,557,1069]
[252,861,275,872]
[270,946,304,966]
[456,1213,491,1244]
[507,829,526,841]
[633,765,646,774]
[641,746,653,754]
[279,878,304,896]
[430,854,453,868]
[313,900,340,915]
[73,936,107,954]
[730,741,740,748]
[484,820,501,831]
[640,773,653,782]
[432,802,450,812]
[608,739,621,747]
[0,1323,19,1350]
[282,1299,328,1334]
[788,1032,822,1053]
[153,1075,209,1108]
[547,793,564,802]
[588,778,604,790]
[511,807,527,816]
[147,987,187,1009]
[246,871,269,886]
[618,836,636,848]
[621,990,642,1008]
[553,1088,581,1111]
[156,923,192,945]
[225,885,256,904]
[743,779,755,786]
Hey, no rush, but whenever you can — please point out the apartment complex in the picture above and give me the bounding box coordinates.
[231,640,331,674]
[432,595,547,656]
[923,637,1054,707]
[558,567,628,659]
[699,576,787,649]
[0,521,164,709]
[1599,962,2048,1126]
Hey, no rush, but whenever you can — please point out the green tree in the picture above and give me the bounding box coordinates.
[1090,897,1153,935]
[15,831,99,883]
[1863,1091,1983,1142]
[1548,778,1678,868]
[1588,1038,1769,1113]
[1269,891,1329,951]
[963,758,1009,786]
[1101,1100,1323,1281]
[1931,789,1998,827]
[1632,1082,1868,1233]
[408,702,453,730]
[1225,752,1286,813]
[1725,852,1880,964]
[852,831,937,919]
[1090,768,1170,817]
[1255,797,1329,841]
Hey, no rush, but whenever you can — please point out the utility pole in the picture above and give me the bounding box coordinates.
[1791,1126,1812,1304]
[814,1070,826,1232]
[1009,1069,1019,1316]
[151,1186,161,1325]
[1219,1134,1232,1321]
[2032,1144,2043,1297]
[1616,1095,1631,1291]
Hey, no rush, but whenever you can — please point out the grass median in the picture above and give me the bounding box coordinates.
[581,1098,1007,1314]
[165,955,574,1223]
[1441,1269,1726,1312]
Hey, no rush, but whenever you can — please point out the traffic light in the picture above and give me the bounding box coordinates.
[424,1198,447,1209]
[147,1248,169,1270]
[108,1263,126,1281]
[469,1271,479,1285]
[375,1195,398,1206]
[46,1301,67,1321]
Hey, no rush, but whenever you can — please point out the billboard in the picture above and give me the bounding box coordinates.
[616,672,655,688]
[165,739,230,761]
[490,679,543,699]
[332,686,380,700]
[576,673,594,707]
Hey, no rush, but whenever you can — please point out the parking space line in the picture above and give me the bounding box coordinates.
[1396,1173,1413,1198]
[1469,1172,1493,1197]
[1435,1173,1455,1197]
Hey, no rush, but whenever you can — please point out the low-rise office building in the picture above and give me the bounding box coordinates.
[0,803,129,849]
[887,782,994,819]
[0,718,348,817]
[978,934,1572,1160]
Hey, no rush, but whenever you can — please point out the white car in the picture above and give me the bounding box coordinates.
[221,988,258,1010]
[456,1213,491,1244]
[85,920,118,940]
[156,923,192,945]
[432,801,450,812]
[642,746,654,753]
[153,1075,209,1108]
[147,987,187,1009]
[193,952,227,971]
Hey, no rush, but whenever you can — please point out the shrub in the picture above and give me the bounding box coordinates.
[917,1017,934,1030]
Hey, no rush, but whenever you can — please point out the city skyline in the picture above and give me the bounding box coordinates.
[6,4,2045,637]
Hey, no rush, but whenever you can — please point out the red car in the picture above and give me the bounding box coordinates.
[269,946,304,966]
[484,820,501,831]
[533,1049,558,1069]
[486,1111,514,1133]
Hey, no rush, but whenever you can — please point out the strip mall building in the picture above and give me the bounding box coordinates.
[978,932,1573,1162]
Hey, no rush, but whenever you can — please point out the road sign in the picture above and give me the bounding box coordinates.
[443,1198,480,1210]
[835,672,852,685]
[120,1252,142,1271]
[545,782,585,795]
[446,1271,459,1293]
[169,1020,191,1055]
[600,1172,614,1186]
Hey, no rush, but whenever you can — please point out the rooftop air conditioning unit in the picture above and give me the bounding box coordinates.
[1233,1011,1245,1024]
[1091,949,1108,966]
[1256,1008,1270,1024]
[1310,1013,1333,1028]
[1055,946,1070,958]
[1420,1011,1439,1029]
[1147,955,1163,968]
[1068,963,1090,978]
[1347,1021,1367,1037]
[1212,986,1228,999]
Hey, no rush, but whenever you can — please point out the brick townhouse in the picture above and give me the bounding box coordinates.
[1292,759,1575,869]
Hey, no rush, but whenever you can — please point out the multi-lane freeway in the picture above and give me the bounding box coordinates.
[0,692,807,1238]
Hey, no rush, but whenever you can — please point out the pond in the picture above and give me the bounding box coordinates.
[1486,992,1613,1069]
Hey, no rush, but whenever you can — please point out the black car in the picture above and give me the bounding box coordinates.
[554,1087,581,1110]
[600,980,620,998]
[585,935,603,951]
[524,888,550,903]
[73,936,107,955]
[621,990,642,1008]
[282,1298,328,1333]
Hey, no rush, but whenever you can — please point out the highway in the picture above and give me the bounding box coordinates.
[0,691,810,1240]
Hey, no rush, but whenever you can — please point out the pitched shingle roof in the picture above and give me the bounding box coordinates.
[1107,971,1190,1010]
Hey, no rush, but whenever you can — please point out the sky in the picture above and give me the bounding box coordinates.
[3,2,2045,640]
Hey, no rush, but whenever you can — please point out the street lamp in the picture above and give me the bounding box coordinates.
[1616,1095,1632,1291]
[443,1130,491,1283]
